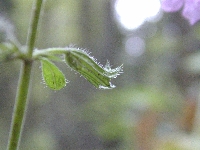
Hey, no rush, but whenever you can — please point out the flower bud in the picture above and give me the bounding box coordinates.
[65,49,122,89]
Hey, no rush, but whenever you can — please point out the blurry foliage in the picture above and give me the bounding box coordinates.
[83,85,183,148]
[0,0,12,13]
[1,0,200,150]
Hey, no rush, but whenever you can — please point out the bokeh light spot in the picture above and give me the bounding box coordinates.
[125,36,145,57]
[115,0,161,30]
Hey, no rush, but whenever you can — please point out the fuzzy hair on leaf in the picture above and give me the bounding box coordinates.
[41,58,67,90]
[64,48,123,89]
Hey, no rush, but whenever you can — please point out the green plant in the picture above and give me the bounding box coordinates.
[1,0,122,150]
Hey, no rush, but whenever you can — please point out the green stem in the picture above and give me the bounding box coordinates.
[34,47,75,54]
[6,61,32,150]
[26,0,43,57]
[33,47,78,58]
[7,0,43,150]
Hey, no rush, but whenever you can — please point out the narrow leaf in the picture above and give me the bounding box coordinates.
[65,49,123,89]
[41,58,66,90]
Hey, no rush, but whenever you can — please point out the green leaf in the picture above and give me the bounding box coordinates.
[65,49,123,89]
[0,42,19,62]
[41,58,66,90]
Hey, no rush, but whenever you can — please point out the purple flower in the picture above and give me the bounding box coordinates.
[161,0,200,25]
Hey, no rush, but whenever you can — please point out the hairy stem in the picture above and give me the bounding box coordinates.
[33,47,80,59]
[7,0,43,149]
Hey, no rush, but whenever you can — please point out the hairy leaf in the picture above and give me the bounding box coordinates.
[41,58,66,90]
[65,49,123,89]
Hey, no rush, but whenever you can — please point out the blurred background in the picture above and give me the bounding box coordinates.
[1,0,200,149]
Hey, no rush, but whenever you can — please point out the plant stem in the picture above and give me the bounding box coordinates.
[27,0,43,58]
[33,47,80,58]
[7,0,43,150]
[7,61,32,150]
